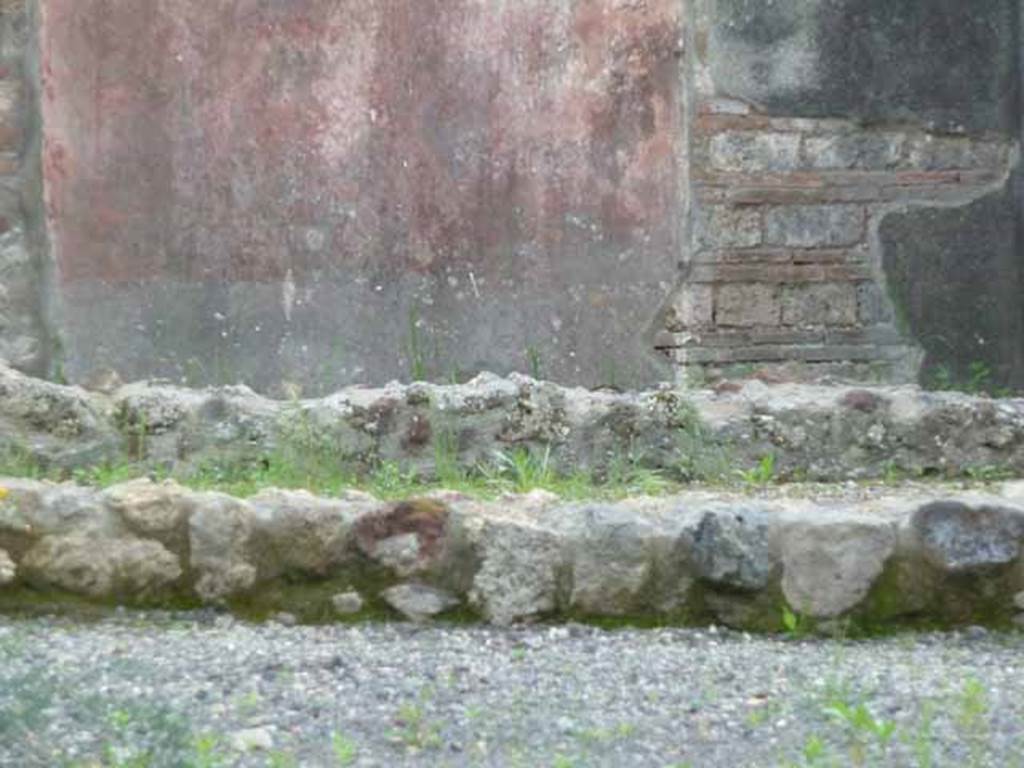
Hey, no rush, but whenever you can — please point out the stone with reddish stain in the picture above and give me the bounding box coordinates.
[40,0,683,394]
[354,500,450,577]
[841,390,885,413]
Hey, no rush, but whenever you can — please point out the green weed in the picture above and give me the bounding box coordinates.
[484,445,555,494]
[526,345,543,379]
[741,454,776,486]
[406,309,428,382]
[392,702,442,751]
[823,697,897,766]
[331,731,358,766]
[957,677,990,768]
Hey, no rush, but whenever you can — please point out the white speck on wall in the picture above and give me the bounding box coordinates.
[304,227,326,252]
[282,269,296,323]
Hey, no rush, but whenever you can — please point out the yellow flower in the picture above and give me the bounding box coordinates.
[0,487,8,500]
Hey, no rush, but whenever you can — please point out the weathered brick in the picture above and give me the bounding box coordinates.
[698,98,752,116]
[708,131,801,173]
[715,284,780,327]
[695,204,761,250]
[727,185,882,205]
[781,283,859,326]
[764,205,864,248]
[691,328,826,346]
[695,262,872,285]
[679,343,883,365]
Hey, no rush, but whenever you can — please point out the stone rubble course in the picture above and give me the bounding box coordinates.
[2,360,1024,484]
[4,477,1024,631]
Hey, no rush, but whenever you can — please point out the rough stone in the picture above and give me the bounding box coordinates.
[911,500,1024,573]
[715,284,780,327]
[0,548,14,586]
[381,583,460,622]
[780,516,896,618]
[0,480,123,561]
[803,134,904,171]
[331,591,366,616]
[248,489,370,580]
[781,283,859,327]
[103,479,192,555]
[708,132,802,173]
[763,206,864,248]
[692,506,776,591]
[557,505,660,616]
[0,366,117,469]
[188,493,258,602]
[695,205,762,250]
[19,535,182,600]
[468,517,565,626]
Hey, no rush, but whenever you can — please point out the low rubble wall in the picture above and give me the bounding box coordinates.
[1,361,1023,484]
[3,477,1024,631]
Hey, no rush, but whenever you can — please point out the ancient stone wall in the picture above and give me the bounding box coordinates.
[0,1,1020,393]
[0,0,49,377]
[38,0,685,394]
[5,474,1024,629]
[659,0,1023,389]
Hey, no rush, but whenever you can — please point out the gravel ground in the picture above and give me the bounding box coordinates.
[1,615,1022,768]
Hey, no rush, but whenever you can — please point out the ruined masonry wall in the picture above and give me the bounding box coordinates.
[662,107,1016,381]
[0,1,1020,393]
[0,0,47,376]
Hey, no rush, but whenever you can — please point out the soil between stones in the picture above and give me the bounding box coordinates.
[1,615,1021,767]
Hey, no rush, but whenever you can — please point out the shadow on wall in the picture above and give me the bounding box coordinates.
[712,0,1019,133]
[880,170,1024,393]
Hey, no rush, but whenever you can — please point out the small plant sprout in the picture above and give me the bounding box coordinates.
[741,453,776,486]
[824,698,897,766]
[526,345,543,379]
[331,732,358,766]
[781,605,814,637]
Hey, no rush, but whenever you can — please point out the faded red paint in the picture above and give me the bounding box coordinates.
[41,0,682,285]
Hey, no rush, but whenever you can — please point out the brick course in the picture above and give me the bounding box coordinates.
[668,91,1014,382]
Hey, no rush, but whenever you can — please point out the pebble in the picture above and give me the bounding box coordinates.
[331,591,365,615]
[230,727,274,752]
[0,616,1022,766]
